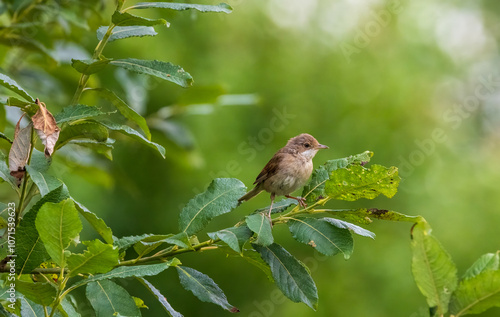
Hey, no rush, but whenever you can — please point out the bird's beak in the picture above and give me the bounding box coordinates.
[316,144,329,150]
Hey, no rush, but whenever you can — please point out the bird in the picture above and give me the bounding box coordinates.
[238,133,328,220]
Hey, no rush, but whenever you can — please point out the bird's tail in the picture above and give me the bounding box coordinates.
[238,186,262,204]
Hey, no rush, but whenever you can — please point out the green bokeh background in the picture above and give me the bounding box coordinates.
[1,0,500,316]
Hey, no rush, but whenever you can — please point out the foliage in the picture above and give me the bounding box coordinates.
[0,1,498,316]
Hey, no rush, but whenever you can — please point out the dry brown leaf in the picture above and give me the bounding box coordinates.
[8,115,32,186]
[31,98,60,157]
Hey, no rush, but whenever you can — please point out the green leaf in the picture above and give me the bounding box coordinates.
[59,296,80,317]
[97,120,165,158]
[462,252,500,280]
[19,295,45,317]
[109,59,193,88]
[165,232,191,248]
[302,151,373,203]
[25,166,62,197]
[325,164,400,201]
[74,200,113,244]
[55,122,109,150]
[254,198,296,215]
[245,213,273,247]
[71,59,110,75]
[114,233,154,251]
[217,246,273,281]
[133,234,171,256]
[97,26,158,42]
[321,217,375,239]
[0,73,35,103]
[138,277,182,317]
[85,88,151,139]
[449,270,500,316]
[68,260,179,291]
[70,139,114,160]
[54,104,105,124]
[411,221,457,315]
[86,279,140,317]
[208,226,252,253]
[17,185,70,274]
[288,217,353,258]
[67,239,119,277]
[6,96,38,116]
[326,208,422,224]
[177,266,239,313]
[138,278,182,317]
[15,280,57,306]
[253,243,318,310]
[111,11,168,27]
[178,178,246,235]
[0,105,6,132]
[35,199,83,266]
[130,2,233,14]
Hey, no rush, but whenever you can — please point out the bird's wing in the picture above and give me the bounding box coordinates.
[253,152,283,185]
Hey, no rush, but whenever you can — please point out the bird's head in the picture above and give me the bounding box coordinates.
[286,133,328,160]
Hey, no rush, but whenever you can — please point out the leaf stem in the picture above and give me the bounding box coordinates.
[70,2,122,105]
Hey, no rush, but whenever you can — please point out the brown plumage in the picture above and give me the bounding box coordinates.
[238,133,328,220]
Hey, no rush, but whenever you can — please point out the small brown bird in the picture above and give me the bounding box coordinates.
[238,133,328,219]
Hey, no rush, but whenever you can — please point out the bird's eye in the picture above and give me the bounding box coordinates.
[304,143,311,148]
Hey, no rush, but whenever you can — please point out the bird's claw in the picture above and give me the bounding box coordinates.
[285,195,307,208]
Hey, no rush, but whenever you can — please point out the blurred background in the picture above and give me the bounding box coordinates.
[1,0,500,316]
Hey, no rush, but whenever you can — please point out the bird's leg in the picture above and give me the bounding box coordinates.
[267,193,275,227]
[285,195,307,208]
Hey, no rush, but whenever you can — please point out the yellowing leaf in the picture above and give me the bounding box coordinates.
[31,99,60,157]
[8,115,32,186]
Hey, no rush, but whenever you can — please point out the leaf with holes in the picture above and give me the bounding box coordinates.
[288,217,353,258]
[325,164,400,201]
[302,151,373,203]
[178,178,246,235]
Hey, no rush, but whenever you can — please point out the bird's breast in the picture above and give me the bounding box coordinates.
[262,155,313,196]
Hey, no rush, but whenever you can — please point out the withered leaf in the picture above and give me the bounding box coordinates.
[9,115,32,186]
[31,99,60,157]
